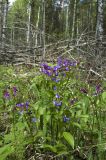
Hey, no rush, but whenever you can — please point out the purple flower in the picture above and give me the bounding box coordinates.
[65,67,69,71]
[70,98,77,105]
[63,115,70,122]
[96,84,102,94]
[55,94,60,98]
[16,101,29,110]
[31,117,37,122]
[52,77,60,82]
[40,63,53,76]
[41,63,51,70]
[25,101,29,109]
[13,86,17,96]
[4,91,10,99]
[55,79,60,83]
[53,86,57,90]
[70,61,77,66]
[52,77,56,81]
[63,59,69,67]
[53,100,62,106]
[16,103,24,107]
[80,88,88,94]
[57,57,62,66]
[55,71,58,76]
[53,65,60,72]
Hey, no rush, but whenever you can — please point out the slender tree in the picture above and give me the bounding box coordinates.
[71,0,77,39]
[0,0,3,43]
[2,0,9,47]
[27,0,31,46]
[96,0,104,42]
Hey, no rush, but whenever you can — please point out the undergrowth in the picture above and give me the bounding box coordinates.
[0,58,106,160]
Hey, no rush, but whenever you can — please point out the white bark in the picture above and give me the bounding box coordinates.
[0,0,3,43]
[65,4,69,38]
[35,6,40,47]
[71,0,77,39]
[42,0,45,59]
[96,0,104,41]
[2,0,8,47]
[27,0,31,46]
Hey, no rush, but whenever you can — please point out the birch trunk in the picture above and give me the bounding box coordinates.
[0,0,3,44]
[27,0,31,47]
[65,2,69,38]
[71,0,77,39]
[42,0,45,60]
[95,0,104,68]
[2,0,8,47]
[35,6,40,47]
[96,0,104,42]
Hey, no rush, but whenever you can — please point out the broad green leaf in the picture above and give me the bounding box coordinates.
[63,132,74,149]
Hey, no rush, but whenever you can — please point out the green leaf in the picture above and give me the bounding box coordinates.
[72,122,81,129]
[102,92,106,102]
[0,144,14,160]
[63,132,74,149]
[42,144,57,153]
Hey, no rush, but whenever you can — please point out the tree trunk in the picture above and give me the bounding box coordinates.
[42,0,45,60]
[27,0,31,47]
[2,0,8,48]
[96,0,104,42]
[95,0,104,70]
[65,2,69,39]
[35,6,40,47]
[0,0,3,44]
[71,0,77,39]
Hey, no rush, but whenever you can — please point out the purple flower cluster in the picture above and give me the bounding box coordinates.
[4,86,18,99]
[40,63,53,76]
[40,58,77,77]
[16,101,29,110]
[57,58,77,68]
[40,58,78,113]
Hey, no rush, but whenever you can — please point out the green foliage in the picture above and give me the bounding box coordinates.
[63,132,74,149]
[0,61,106,159]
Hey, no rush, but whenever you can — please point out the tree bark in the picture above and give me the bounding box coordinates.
[42,0,45,60]
[65,2,69,39]
[0,0,3,44]
[2,0,8,47]
[27,0,31,47]
[71,0,77,39]
[96,0,104,42]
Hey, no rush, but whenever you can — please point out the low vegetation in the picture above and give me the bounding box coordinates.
[0,58,106,160]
